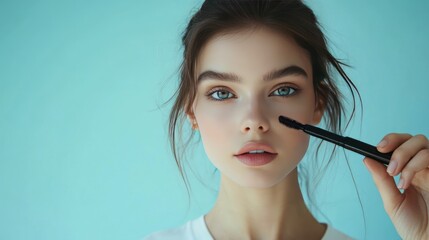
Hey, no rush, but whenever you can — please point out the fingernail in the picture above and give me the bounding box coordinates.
[386,160,397,175]
[397,178,404,189]
[377,139,387,148]
[363,159,369,169]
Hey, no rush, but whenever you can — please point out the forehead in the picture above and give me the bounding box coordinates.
[196,27,312,78]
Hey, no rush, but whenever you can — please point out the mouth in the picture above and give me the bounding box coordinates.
[235,150,276,155]
[234,152,277,166]
[234,141,278,166]
[235,142,277,156]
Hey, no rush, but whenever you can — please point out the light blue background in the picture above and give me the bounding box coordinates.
[1,0,428,239]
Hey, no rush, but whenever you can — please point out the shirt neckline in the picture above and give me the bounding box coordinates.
[195,215,333,239]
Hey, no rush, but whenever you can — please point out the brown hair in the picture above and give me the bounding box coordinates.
[165,0,363,224]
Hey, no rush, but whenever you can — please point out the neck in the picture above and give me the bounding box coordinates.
[205,168,326,239]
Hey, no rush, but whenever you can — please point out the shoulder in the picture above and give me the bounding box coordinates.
[321,224,355,240]
[142,215,213,240]
[142,222,192,240]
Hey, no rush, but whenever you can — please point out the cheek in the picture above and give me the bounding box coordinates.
[195,103,237,160]
[272,93,317,123]
[283,131,310,162]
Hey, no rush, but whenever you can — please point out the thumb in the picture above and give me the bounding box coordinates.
[363,157,404,215]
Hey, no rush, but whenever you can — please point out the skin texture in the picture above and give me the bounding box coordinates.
[188,27,326,239]
[187,26,429,239]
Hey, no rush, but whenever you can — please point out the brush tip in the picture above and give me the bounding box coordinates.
[278,116,303,130]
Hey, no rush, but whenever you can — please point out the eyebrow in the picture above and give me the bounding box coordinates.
[197,65,308,83]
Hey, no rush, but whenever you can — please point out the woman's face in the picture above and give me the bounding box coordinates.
[190,27,323,188]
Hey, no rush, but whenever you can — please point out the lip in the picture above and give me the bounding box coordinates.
[235,153,277,166]
[234,142,277,156]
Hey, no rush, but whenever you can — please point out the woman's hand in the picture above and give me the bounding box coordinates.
[364,133,429,240]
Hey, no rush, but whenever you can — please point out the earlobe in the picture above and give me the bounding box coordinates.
[186,111,199,130]
[186,102,196,122]
[312,110,323,125]
[311,100,325,125]
[187,112,195,123]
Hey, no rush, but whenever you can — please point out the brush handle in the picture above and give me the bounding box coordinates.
[343,137,392,165]
[303,124,392,166]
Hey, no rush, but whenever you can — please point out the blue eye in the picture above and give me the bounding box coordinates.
[270,86,297,97]
[207,89,234,101]
[206,85,298,101]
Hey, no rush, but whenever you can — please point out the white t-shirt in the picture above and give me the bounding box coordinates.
[143,215,355,240]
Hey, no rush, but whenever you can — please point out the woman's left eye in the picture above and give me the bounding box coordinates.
[270,86,298,97]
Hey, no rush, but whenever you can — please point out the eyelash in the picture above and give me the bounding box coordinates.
[205,85,299,102]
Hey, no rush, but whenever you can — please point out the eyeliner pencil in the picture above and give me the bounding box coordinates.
[279,115,392,165]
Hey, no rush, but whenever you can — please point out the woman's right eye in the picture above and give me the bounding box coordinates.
[206,88,235,101]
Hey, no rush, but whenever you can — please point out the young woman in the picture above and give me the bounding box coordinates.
[145,0,429,239]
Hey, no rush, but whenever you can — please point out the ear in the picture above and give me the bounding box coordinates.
[186,110,195,123]
[186,109,199,130]
[187,115,196,125]
[186,104,197,124]
[185,98,197,121]
[311,97,325,125]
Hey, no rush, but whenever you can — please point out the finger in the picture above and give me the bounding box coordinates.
[363,157,404,215]
[385,134,429,177]
[376,133,412,153]
[411,168,429,192]
[399,149,429,189]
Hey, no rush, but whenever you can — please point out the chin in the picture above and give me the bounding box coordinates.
[224,166,296,189]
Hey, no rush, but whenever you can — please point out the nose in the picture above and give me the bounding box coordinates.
[240,101,270,134]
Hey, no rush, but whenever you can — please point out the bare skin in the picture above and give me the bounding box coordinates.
[205,169,327,239]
